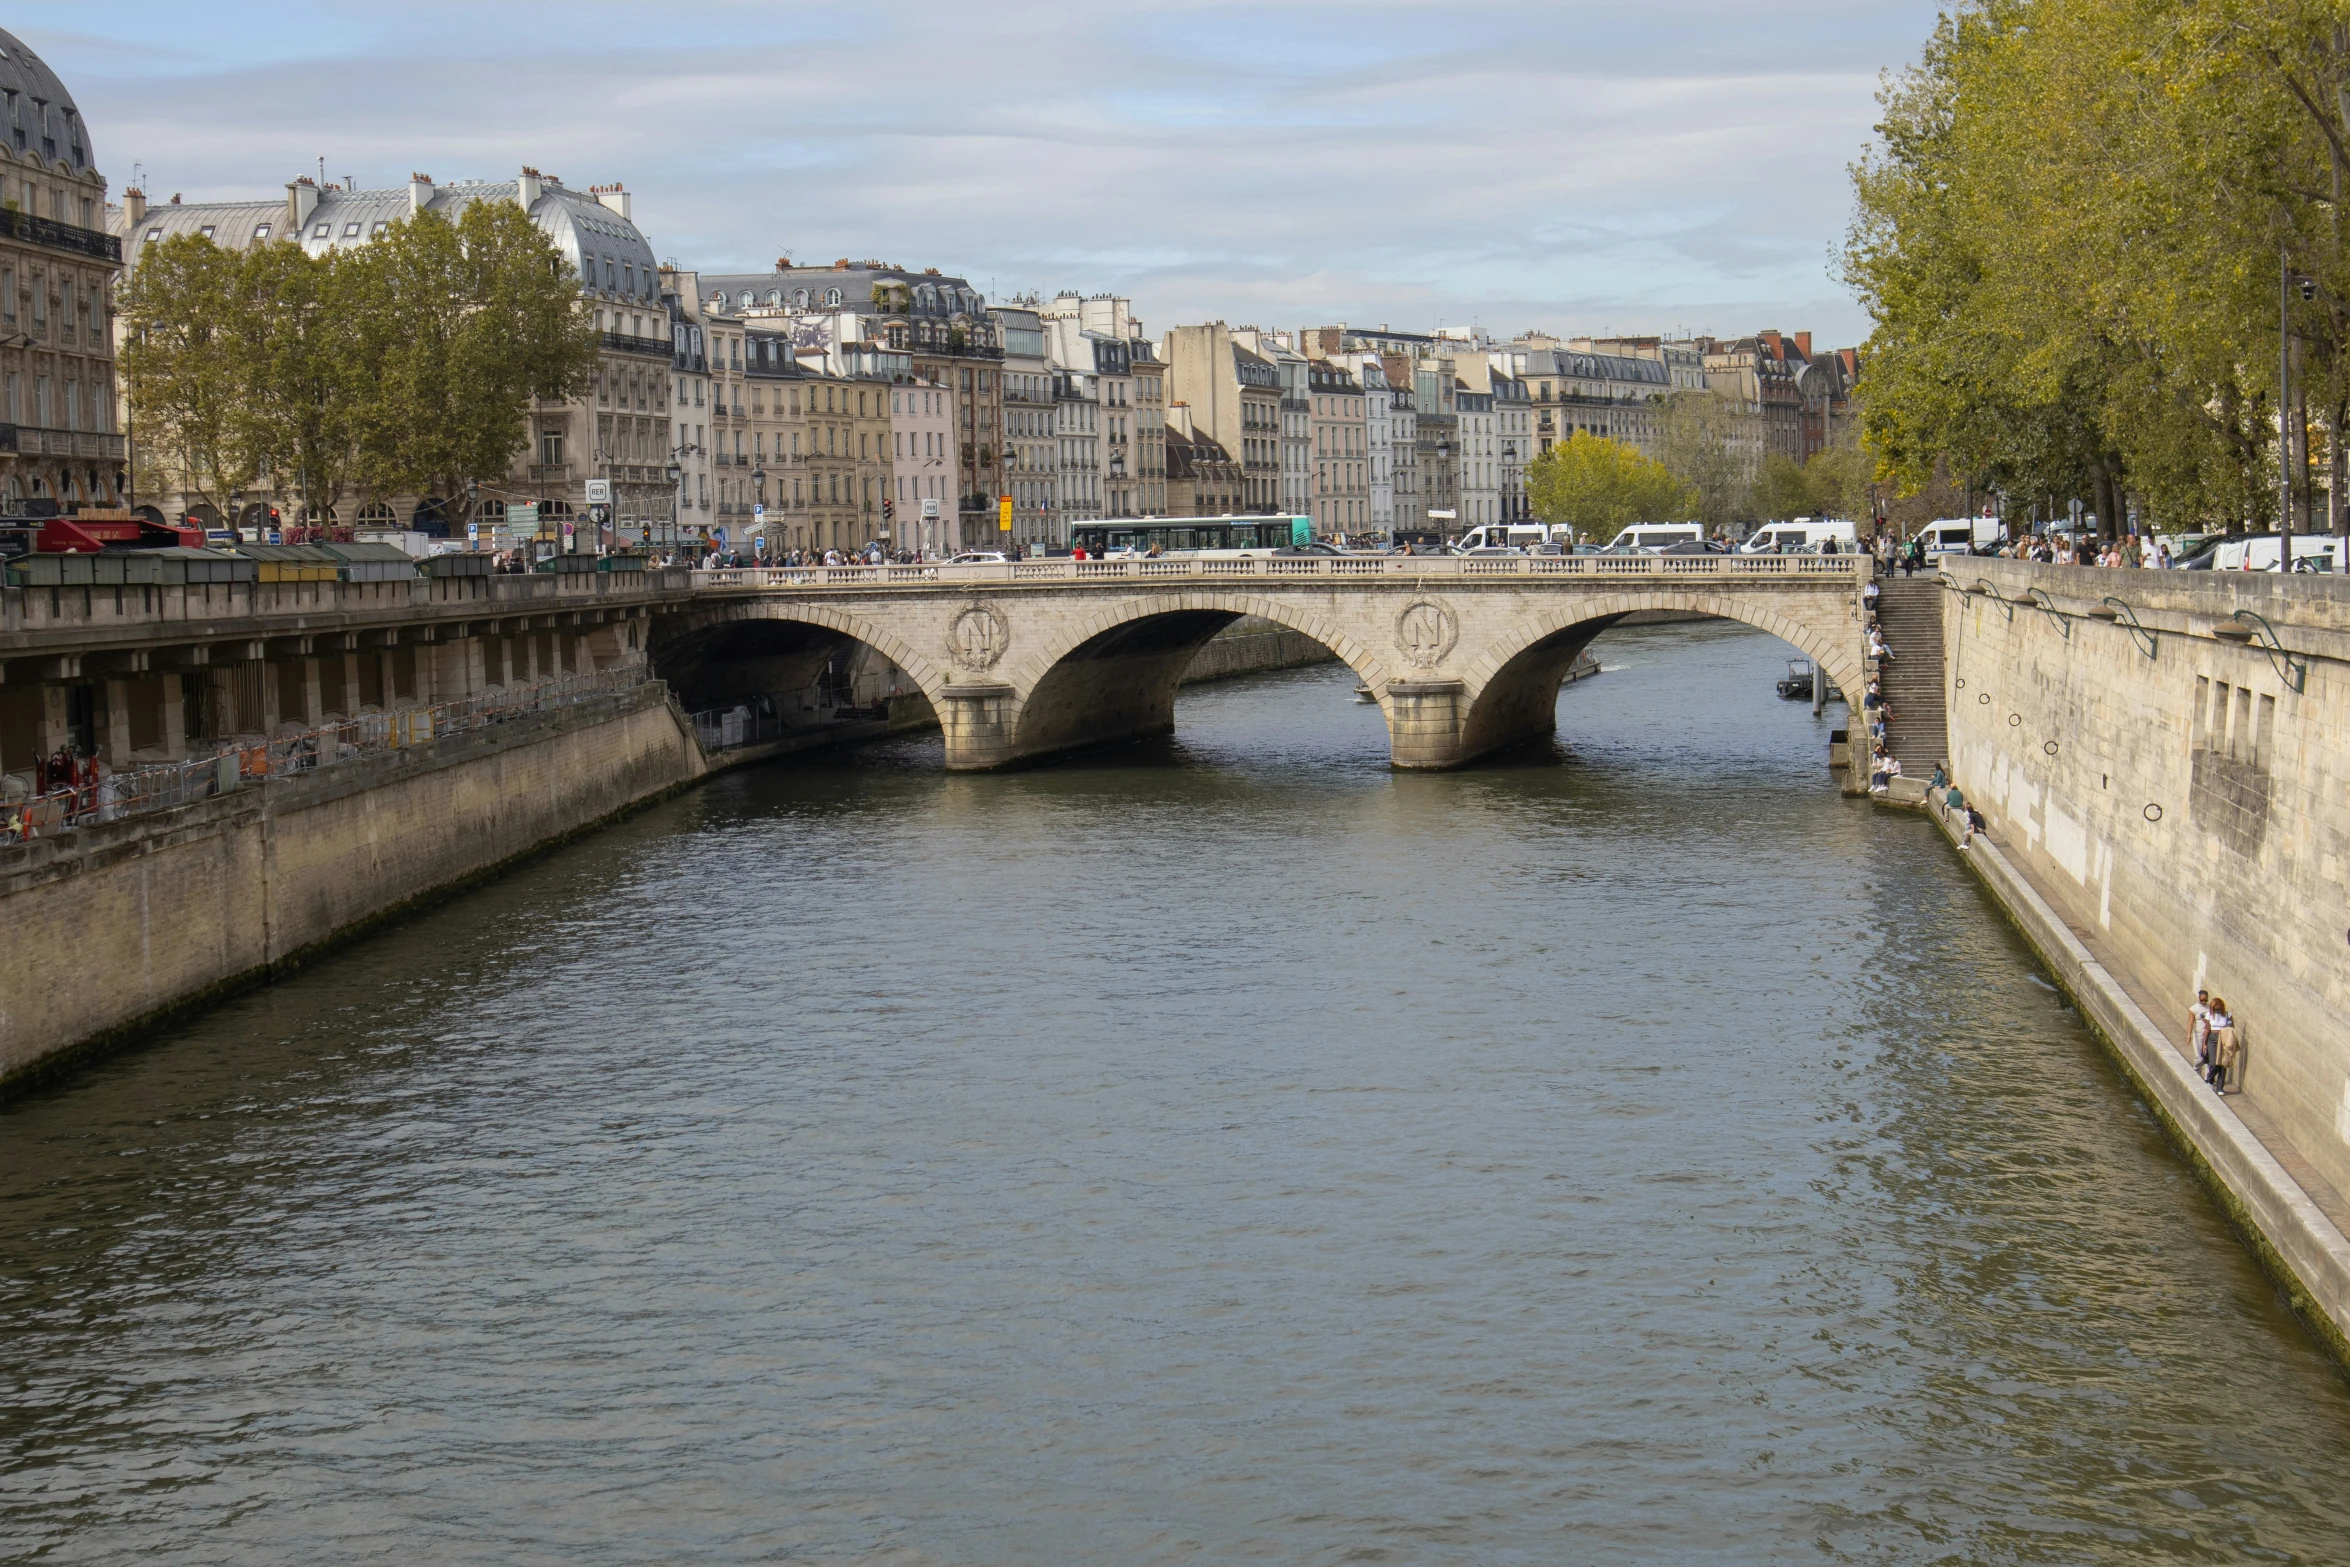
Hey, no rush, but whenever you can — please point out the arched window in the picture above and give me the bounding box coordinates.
[355,500,397,526]
[739,291,754,310]
[766,289,782,306]
[826,287,842,307]
[793,289,808,307]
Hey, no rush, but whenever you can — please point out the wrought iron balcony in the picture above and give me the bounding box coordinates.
[0,209,119,263]
[600,330,673,359]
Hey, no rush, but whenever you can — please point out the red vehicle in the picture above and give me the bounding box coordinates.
[0,510,206,556]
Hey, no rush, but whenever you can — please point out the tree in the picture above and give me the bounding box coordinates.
[1750,454,1814,521]
[1654,390,1756,529]
[349,202,599,531]
[119,235,256,519]
[1525,431,1693,539]
[1849,0,2350,535]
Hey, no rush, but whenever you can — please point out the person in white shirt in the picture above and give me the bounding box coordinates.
[2189,988,2212,1073]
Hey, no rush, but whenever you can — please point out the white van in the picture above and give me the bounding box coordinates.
[1457,522,1556,551]
[1605,523,1706,552]
[2208,534,2343,573]
[1914,517,2003,556]
[1738,518,1857,555]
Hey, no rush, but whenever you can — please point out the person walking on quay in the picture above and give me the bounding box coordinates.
[2189,988,2213,1076]
[2205,997,2240,1092]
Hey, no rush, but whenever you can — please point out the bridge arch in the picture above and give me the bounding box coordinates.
[1000,591,1395,765]
[1456,587,1867,763]
[648,598,958,717]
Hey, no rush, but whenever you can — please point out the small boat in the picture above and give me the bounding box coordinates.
[1353,685,1378,703]
[1776,658,1818,700]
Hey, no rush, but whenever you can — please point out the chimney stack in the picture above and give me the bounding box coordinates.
[122,187,145,226]
[1794,331,1812,358]
[591,183,630,221]
[409,172,434,215]
[518,166,543,209]
[285,177,319,232]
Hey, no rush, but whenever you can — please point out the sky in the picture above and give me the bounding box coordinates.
[37,1,1945,348]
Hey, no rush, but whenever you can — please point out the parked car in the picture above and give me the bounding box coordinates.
[949,551,1010,564]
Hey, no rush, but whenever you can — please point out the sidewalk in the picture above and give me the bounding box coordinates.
[1908,797,2350,1362]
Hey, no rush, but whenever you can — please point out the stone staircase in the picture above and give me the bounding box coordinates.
[1872,576,1948,771]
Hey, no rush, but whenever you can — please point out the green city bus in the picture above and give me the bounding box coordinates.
[1067,515,1314,555]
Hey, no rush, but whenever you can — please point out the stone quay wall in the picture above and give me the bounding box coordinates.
[1180,616,1340,683]
[0,685,703,1090]
[1938,561,2350,1342]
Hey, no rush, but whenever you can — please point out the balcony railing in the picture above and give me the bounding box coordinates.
[600,330,673,359]
[0,425,125,461]
[0,208,120,263]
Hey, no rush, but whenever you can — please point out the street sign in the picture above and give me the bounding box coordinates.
[467,521,479,543]
[921,498,940,519]
[754,502,766,521]
[998,495,1013,532]
[506,502,539,530]
[584,479,612,505]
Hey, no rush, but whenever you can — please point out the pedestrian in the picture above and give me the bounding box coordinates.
[2189,988,2212,1074]
[1863,578,1881,613]
[1960,804,1986,848]
[2205,997,2239,1091]
[1942,781,1964,823]
[1929,761,1948,800]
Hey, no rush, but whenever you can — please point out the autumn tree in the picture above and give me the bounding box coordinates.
[1525,431,1693,539]
[121,199,598,533]
[118,236,257,520]
[1654,391,1756,529]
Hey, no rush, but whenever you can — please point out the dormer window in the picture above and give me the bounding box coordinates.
[144,227,161,243]
[342,222,361,238]
[370,221,389,237]
[253,223,272,240]
[312,223,330,238]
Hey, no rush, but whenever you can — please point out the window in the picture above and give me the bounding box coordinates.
[540,430,564,466]
[3,373,14,423]
[62,379,76,431]
[253,223,272,241]
[826,288,842,306]
[144,228,161,243]
[199,224,215,239]
[312,223,330,238]
[370,221,388,237]
[33,374,48,426]
[342,221,361,238]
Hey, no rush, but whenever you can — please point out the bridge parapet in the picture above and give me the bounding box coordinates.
[687,552,1870,595]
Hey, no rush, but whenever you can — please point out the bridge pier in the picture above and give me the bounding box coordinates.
[1386,680,1471,769]
[938,682,1019,770]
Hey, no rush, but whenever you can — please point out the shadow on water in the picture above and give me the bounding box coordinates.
[3,621,2346,1566]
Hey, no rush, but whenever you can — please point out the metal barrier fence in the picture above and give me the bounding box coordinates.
[3,667,652,845]
[688,552,1873,592]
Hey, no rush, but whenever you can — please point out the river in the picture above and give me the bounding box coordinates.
[4,620,2347,1564]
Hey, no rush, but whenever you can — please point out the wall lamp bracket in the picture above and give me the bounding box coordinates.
[1972,579,2014,621]
[2230,609,2307,693]
[2026,586,2071,639]
[2091,597,2158,660]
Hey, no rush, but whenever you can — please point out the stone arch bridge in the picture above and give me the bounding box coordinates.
[651,553,1873,784]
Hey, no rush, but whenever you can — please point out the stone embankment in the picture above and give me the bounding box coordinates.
[0,680,715,1091]
[1883,562,2350,1362]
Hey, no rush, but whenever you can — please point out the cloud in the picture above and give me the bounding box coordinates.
[34,0,1939,345]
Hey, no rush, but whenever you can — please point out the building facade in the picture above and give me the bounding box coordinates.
[0,32,122,517]
[696,261,1004,544]
[1163,409,1243,517]
[1492,373,1530,521]
[1306,360,1368,537]
[1162,322,1283,514]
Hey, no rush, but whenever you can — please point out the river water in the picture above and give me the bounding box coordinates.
[4,621,2348,1564]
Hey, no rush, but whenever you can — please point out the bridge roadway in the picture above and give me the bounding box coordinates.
[659,553,1874,780]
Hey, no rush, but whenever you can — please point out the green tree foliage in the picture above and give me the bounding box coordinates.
[1850,0,2350,534]
[1525,431,1694,539]
[118,235,256,517]
[1750,454,1814,522]
[121,203,598,528]
[1655,391,1756,529]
